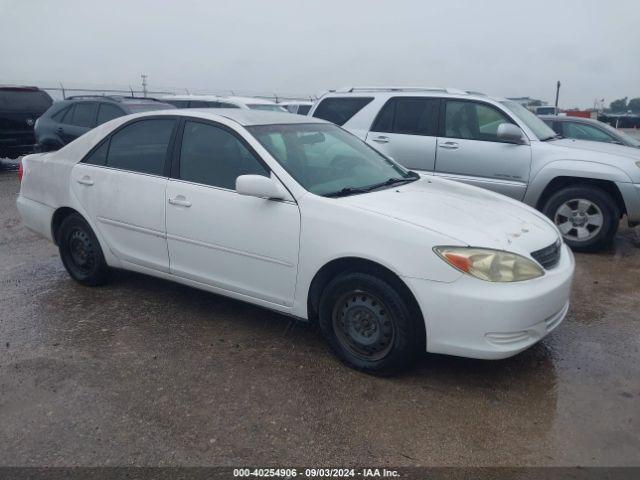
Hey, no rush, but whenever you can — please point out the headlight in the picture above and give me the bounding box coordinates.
[434,246,544,282]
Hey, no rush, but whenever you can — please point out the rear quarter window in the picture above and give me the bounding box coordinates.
[312,97,373,126]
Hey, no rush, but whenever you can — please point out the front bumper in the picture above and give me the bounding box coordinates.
[404,243,575,360]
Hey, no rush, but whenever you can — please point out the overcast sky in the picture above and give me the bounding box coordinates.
[1,0,638,107]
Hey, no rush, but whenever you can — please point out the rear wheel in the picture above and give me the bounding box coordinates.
[542,185,619,252]
[318,273,423,375]
[57,213,111,286]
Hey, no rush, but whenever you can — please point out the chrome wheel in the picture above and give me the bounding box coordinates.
[554,198,603,242]
[332,291,395,362]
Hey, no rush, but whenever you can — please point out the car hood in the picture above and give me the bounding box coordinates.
[340,177,560,256]
[548,138,640,160]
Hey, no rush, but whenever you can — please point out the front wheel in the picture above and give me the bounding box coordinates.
[318,273,423,375]
[57,213,111,286]
[542,185,619,252]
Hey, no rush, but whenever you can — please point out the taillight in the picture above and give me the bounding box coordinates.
[18,160,23,182]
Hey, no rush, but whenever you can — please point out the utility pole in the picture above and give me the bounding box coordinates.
[554,81,561,113]
[141,74,148,98]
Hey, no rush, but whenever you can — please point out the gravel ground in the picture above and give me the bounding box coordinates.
[0,171,639,467]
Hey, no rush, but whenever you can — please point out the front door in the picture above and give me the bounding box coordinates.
[365,97,440,172]
[165,119,300,308]
[434,99,532,200]
[71,117,177,272]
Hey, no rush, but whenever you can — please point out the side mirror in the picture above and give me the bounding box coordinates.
[236,175,286,200]
[497,123,527,144]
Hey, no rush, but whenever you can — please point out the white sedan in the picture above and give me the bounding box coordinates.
[17,109,574,374]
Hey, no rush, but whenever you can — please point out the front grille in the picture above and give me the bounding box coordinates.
[531,240,561,270]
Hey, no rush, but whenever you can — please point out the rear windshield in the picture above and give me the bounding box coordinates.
[0,89,52,111]
[312,97,373,126]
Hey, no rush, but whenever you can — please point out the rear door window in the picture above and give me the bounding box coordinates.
[372,97,439,136]
[106,119,176,175]
[312,97,373,126]
[96,104,124,125]
[69,102,98,127]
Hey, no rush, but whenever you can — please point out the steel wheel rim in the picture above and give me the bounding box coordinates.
[554,198,603,242]
[68,228,95,274]
[332,290,395,362]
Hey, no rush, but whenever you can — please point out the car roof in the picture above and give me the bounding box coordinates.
[226,96,278,105]
[158,94,223,102]
[319,86,503,102]
[136,108,328,126]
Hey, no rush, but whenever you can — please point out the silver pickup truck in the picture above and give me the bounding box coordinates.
[309,87,640,252]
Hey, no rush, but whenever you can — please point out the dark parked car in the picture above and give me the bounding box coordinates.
[35,96,176,151]
[0,86,53,159]
[540,115,640,148]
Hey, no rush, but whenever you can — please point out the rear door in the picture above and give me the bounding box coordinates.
[71,117,177,272]
[434,99,532,200]
[58,102,98,144]
[365,97,440,172]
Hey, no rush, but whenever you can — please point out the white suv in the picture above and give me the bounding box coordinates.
[309,87,640,252]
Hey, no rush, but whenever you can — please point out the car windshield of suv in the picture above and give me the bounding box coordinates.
[248,104,286,112]
[500,100,557,140]
[248,123,418,196]
[0,90,52,111]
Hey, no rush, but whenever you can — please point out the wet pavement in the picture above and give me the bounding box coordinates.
[0,171,639,467]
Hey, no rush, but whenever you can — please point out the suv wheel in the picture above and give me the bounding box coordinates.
[318,272,423,375]
[57,213,111,286]
[542,185,619,252]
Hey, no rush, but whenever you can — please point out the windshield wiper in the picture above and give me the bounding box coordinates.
[323,173,419,198]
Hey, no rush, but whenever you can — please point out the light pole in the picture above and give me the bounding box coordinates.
[141,74,148,98]
[554,81,561,113]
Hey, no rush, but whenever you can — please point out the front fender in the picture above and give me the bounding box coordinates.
[524,159,633,207]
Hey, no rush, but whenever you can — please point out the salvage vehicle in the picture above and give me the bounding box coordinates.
[540,115,640,148]
[309,87,640,252]
[0,85,53,159]
[17,109,574,374]
[35,95,175,152]
[160,94,286,112]
[278,100,314,115]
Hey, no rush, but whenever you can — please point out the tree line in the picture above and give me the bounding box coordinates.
[608,97,640,113]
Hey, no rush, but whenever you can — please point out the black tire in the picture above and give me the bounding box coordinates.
[542,185,619,252]
[57,213,111,286]
[318,272,423,375]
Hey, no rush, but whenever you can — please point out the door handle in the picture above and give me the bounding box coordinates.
[56,127,64,133]
[439,141,459,150]
[77,176,94,186]
[372,136,390,144]
[168,195,192,207]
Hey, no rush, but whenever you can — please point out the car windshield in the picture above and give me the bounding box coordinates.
[248,104,286,112]
[600,122,640,147]
[500,100,557,140]
[247,123,418,196]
